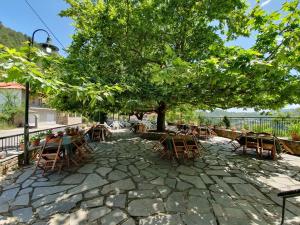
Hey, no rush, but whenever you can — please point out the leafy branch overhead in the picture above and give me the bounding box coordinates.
[0,44,124,111]
[60,0,299,112]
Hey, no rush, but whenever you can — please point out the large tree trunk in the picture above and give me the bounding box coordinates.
[156,101,167,132]
[99,112,107,124]
[135,112,144,121]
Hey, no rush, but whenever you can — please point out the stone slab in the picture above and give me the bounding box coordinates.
[128,198,164,216]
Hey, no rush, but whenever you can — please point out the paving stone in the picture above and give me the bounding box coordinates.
[156,186,171,198]
[81,196,104,208]
[11,193,29,206]
[102,178,135,194]
[205,170,230,176]
[150,177,164,185]
[62,174,86,184]
[182,213,217,225]
[128,190,159,198]
[48,213,70,225]
[106,194,126,208]
[12,207,33,223]
[121,218,136,225]
[189,189,211,198]
[194,162,207,169]
[116,165,128,172]
[101,209,127,225]
[200,173,214,184]
[32,192,65,208]
[32,185,74,200]
[177,165,197,175]
[78,164,97,173]
[129,165,139,175]
[165,178,177,189]
[31,181,60,187]
[70,209,88,224]
[137,183,156,190]
[108,170,128,181]
[36,194,82,219]
[84,188,100,199]
[48,172,68,182]
[2,183,19,191]
[176,181,193,191]
[0,202,9,213]
[232,184,266,199]
[16,169,34,183]
[22,179,34,188]
[32,222,48,225]
[88,206,111,222]
[139,214,184,225]
[179,175,206,189]
[166,192,186,212]
[68,174,108,195]
[223,177,246,184]
[96,167,113,177]
[187,196,212,214]
[211,176,238,198]
[128,198,164,216]
[0,187,19,203]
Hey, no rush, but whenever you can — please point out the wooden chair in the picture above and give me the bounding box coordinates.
[153,134,174,160]
[243,132,260,156]
[257,133,277,160]
[172,135,188,159]
[34,138,63,175]
[184,135,200,159]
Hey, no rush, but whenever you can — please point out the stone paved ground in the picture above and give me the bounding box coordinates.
[1,131,300,225]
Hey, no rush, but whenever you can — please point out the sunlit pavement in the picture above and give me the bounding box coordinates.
[0,131,300,225]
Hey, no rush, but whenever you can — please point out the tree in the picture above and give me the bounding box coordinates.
[60,0,300,131]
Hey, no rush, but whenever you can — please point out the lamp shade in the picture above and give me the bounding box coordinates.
[40,37,59,54]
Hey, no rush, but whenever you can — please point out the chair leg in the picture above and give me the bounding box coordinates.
[281,197,286,225]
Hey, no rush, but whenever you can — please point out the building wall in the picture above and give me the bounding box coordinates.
[56,112,82,125]
[29,107,57,124]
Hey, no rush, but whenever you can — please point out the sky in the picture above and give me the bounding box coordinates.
[0,0,289,54]
[0,0,297,111]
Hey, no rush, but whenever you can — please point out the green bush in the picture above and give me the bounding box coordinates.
[288,123,300,136]
[252,124,273,134]
[222,116,231,129]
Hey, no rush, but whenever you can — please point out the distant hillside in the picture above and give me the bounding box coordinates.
[199,108,300,118]
[0,22,29,48]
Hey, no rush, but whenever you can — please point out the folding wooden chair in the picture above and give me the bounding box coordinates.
[243,132,260,156]
[71,135,91,163]
[34,138,63,175]
[152,134,174,160]
[184,135,201,159]
[258,133,276,160]
[172,135,189,159]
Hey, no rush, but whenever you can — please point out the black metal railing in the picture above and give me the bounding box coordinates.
[202,117,300,137]
[0,123,82,154]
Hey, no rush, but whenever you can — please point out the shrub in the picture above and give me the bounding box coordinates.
[222,116,231,129]
[288,123,300,136]
[252,124,273,134]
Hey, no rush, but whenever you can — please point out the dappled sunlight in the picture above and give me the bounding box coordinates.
[1,131,300,224]
[257,173,300,192]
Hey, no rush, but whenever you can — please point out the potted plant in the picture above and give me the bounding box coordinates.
[222,116,231,129]
[45,130,54,142]
[30,135,41,147]
[19,138,24,151]
[288,123,300,141]
[57,131,64,137]
[65,127,71,135]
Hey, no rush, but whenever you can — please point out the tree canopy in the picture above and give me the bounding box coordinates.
[59,0,300,130]
[1,0,299,131]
